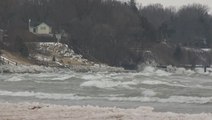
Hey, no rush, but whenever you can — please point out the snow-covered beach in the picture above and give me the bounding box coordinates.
[0,102,212,120]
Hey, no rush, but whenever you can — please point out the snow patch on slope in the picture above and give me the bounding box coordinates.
[29,42,91,66]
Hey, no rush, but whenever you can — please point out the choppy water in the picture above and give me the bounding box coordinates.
[0,66,212,113]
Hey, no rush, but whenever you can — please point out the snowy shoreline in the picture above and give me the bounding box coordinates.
[0,102,212,120]
[1,64,212,75]
[0,64,127,73]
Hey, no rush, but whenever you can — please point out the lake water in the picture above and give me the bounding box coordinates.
[0,66,212,113]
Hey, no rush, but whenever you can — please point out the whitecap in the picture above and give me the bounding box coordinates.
[107,95,212,104]
[80,80,136,89]
[0,90,91,100]
[139,66,172,76]
[141,80,185,87]
[6,76,24,82]
[80,80,121,88]
[142,89,156,97]
[80,74,104,80]
[51,75,74,81]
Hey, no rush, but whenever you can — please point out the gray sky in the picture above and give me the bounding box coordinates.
[121,0,212,13]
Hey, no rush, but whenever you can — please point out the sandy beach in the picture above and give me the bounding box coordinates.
[0,102,211,120]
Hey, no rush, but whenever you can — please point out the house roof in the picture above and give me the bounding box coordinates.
[37,22,51,28]
[30,20,52,28]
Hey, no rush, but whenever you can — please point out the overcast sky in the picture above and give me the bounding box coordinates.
[120,0,212,13]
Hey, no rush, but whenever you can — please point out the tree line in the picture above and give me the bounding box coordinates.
[0,0,212,68]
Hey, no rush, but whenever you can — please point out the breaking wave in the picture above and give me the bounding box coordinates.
[107,96,212,104]
[140,80,186,87]
[80,80,136,89]
[138,66,172,76]
[138,65,212,77]
[6,76,24,82]
[0,90,91,100]
[0,90,211,104]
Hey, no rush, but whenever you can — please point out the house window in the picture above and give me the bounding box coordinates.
[40,26,46,30]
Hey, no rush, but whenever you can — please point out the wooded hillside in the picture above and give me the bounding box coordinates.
[0,0,212,68]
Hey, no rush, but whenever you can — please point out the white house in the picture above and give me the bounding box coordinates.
[29,19,52,35]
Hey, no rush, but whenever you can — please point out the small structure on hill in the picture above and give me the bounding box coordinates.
[55,33,62,43]
[55,30,69,43]
[28,19,52,36]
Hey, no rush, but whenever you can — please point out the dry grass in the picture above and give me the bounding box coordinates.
[60,57,91,66]
[1,50,33,65]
